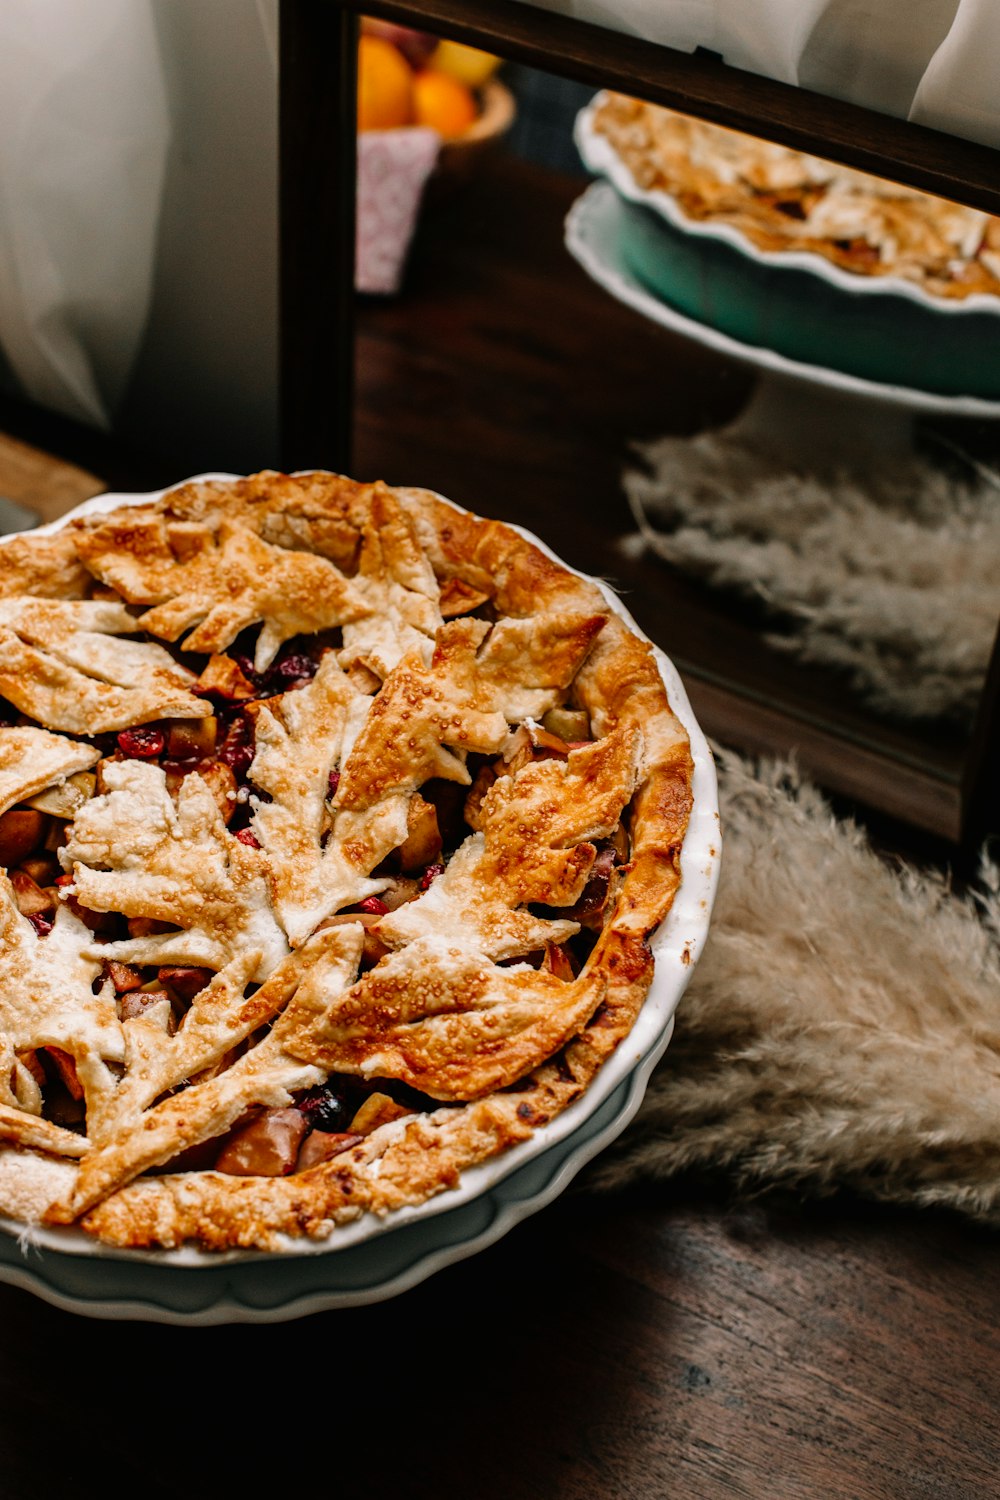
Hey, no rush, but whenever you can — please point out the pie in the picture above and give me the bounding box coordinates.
[0,471,694,1252]
[592,94,1000,301]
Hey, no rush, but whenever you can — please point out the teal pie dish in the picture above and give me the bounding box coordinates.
[576,95,1000,402]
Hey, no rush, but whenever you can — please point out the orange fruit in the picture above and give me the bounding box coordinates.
[412,68,478,140]
[357,35,414,131]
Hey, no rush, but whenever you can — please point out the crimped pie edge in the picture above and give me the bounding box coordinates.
[576,91,1000,316]
[0,473,719,1262]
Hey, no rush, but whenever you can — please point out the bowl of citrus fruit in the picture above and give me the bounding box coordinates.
[354,24,515,292]
[359,23,514,163]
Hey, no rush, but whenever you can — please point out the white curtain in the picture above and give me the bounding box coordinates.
[522,0,1000,145]
[0,0,168,429]
[0,0,277,472]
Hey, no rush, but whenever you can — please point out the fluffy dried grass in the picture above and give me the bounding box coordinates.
[591,747,1000,1223]
[623,431,1000,727]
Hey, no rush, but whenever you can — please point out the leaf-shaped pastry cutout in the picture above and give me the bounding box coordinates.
[248,653,408,945]
[337,621,508,810]
[0,726,100,818]
[281,934,606,1101]
[49,926,363,1222]
[64,761,289,980]
[336,613,544,811]
[336,611,608,812]
[338,483,443,681]
[377,726,641,960]
[376,834,580,960]
[0,879,123,1143]
[472,609,608,721]
[147,468,369,569]
[75,515,373,671]
[0,598,207,733]
[0,531,89,600]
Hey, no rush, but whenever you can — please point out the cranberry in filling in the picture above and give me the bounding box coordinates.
[218,714,255,779]
[116,726,165,760]
[267,651,319,689]
[355,895,388,916]
[296,1082,353,1133]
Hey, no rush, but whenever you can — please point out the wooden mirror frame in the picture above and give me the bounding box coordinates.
[278,0,1000,846]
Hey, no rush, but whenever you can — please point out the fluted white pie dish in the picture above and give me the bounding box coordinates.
[0,476,719,1320]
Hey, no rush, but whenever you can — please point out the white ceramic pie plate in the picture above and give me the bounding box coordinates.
[0,477,719,1321]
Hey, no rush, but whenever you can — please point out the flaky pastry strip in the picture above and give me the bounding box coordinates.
[50,928,363,1223]
[0,1103,89,1160]
[249,653,407,945]
[0,726,100,818]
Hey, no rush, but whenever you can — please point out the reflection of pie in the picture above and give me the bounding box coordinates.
[0,471,694,1252]
[593,94,1000,301]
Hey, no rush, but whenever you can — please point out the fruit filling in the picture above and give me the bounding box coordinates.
[0,611,632,1180]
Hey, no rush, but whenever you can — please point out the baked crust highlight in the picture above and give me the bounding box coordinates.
[0,472,694,1252]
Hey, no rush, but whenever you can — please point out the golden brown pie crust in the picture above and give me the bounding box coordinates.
[0,472,693,1252]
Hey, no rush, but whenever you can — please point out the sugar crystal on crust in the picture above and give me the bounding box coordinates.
[0,598,207,732]
[0,726,100,817]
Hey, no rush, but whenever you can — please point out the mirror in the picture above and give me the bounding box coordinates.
[348,34,1000,843]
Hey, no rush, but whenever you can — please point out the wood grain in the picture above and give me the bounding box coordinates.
[0,1187,995,1497]
[0,431,103,524]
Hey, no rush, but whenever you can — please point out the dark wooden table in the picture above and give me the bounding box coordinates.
[0,147,996,1500]
[0,1184,996,1498]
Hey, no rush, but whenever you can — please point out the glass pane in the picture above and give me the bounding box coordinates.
[353,30,1000,839]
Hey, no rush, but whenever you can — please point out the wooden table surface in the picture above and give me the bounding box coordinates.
[0,152,996,1500]
[0,1185,996,1498]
